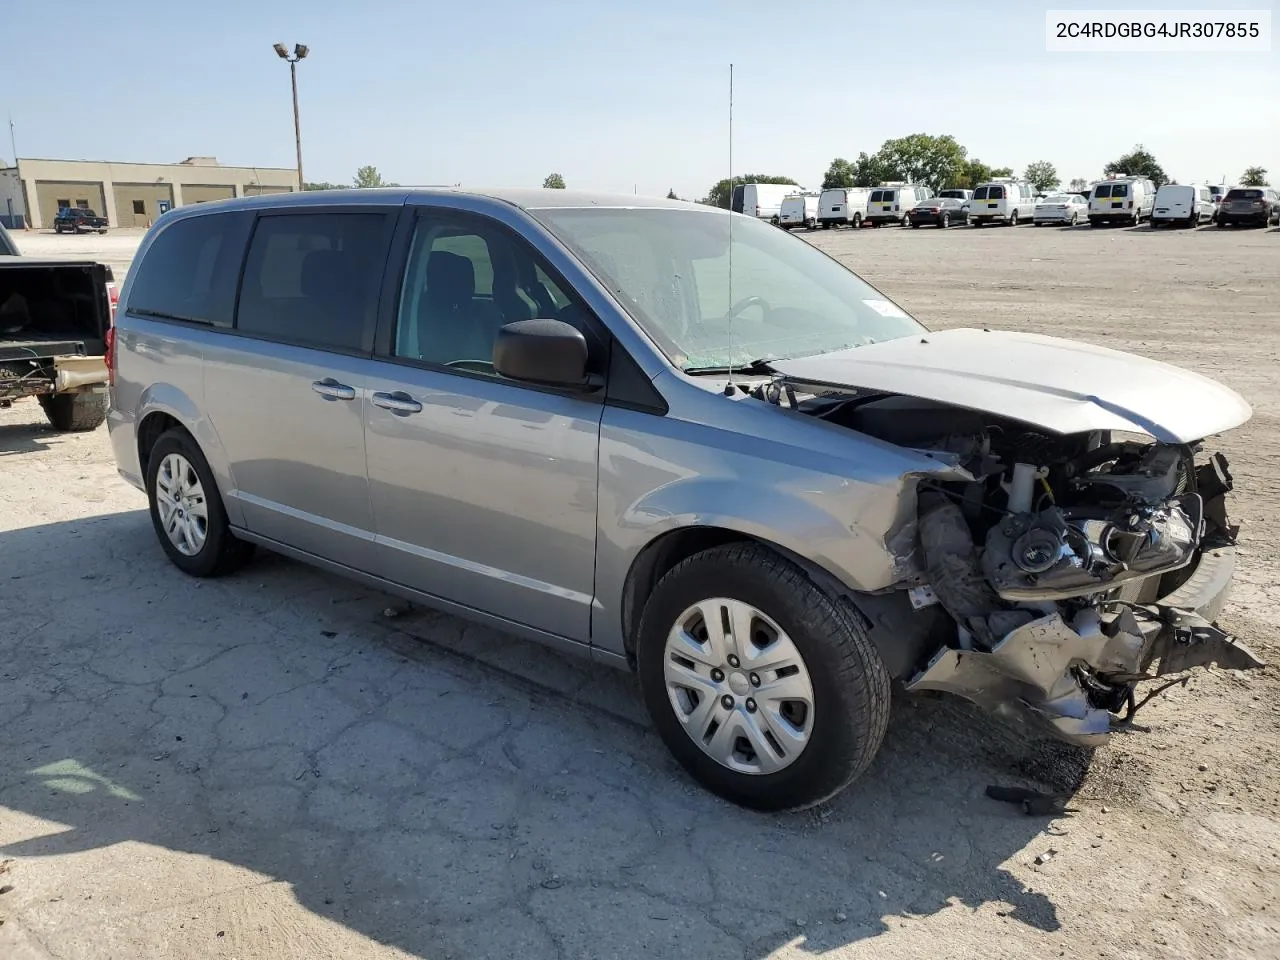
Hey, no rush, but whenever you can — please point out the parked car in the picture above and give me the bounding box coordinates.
[1032,193,1088,226]
[730,183,801,223]
[53,207,109,234]
[108,189,1260,811]
[779,194,819,230]
[1,232,117,429]
[907,196,967,228]
[866,183,932,226]
[1088,175,1156,227]
[1216,186,1278,228]
[1150,183,1216,228]
[937,188,972,202]
[969,180,1037,227]
[1271,194,1280,226]
[817,187,870,229]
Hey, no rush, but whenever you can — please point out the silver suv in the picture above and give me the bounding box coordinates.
[109,189,1261,810]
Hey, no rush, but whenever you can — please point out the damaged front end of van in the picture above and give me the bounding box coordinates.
[771,328,1263,746]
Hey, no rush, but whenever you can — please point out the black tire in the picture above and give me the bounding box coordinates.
[1217,219,1226,229]
[1069,212,1078,225]
[911,222,920,228]
[941,213,950,228]
[852,213,861,229]
[99,228,108,235]
[38,392,107,431]
[971,220,982,228]
[1009,210,1019,226]
[145,428,254,577]
[636,543,891,811]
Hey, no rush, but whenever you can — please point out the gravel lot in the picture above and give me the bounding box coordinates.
[2,222,1278,960]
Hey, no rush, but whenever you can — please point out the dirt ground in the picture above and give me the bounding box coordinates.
[1,221,1278,959]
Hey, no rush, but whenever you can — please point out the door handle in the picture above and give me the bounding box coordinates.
[312,378,356,401]
[371,391,423,415]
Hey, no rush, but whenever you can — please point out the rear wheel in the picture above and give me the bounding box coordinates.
[852,213,862,229]
[1008,211,1019,226]
[636,543,890,811]
[911,221,920,228]
[38,392,107,432]
[941,213,950,228]
[1069,211,1078,225]
[145,429,254,577]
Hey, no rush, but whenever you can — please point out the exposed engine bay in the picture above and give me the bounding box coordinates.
[768,384,1264,746]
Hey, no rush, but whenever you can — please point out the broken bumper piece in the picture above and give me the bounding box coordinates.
[905,545,1263,746]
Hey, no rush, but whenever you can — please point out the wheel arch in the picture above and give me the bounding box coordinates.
[618,525,943,679]
[133,385,242,527]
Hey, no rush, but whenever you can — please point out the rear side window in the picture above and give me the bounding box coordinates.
[126,212,252,327]
[869,190,884,202]
[236,212,389,352]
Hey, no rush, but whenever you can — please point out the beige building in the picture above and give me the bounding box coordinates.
[0,156,299,229]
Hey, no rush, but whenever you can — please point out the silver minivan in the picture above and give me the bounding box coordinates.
[108,189,1259,810]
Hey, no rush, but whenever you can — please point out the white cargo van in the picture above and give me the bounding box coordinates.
[730,183,803,222]
[1088,174,1156,226]
[866,183,932,226]
[1151,183,1215,228]
[818,187,871,228]
[969,179,1037,227]
[779,193,820,230]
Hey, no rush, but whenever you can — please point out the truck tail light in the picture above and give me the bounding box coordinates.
[107,282,119,321]
[104,326,116,386]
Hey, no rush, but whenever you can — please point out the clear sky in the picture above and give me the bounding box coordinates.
[6,0,1277,197]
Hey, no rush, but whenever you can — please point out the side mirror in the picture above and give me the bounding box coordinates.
[493,319,595,390]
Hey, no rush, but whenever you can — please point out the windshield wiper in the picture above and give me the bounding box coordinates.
[683,358,777,376]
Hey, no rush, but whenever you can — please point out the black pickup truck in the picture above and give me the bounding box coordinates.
[53,207,109,234]
[0,222,116,431]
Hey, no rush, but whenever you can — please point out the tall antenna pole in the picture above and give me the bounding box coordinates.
[725,63,735,396]
[8,113,17,167]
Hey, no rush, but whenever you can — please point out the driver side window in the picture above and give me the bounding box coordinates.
[394,214,589,373]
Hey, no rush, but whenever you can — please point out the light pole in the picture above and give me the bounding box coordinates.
[273,42,309,188]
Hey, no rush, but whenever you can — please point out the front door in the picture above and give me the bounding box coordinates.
[204,207,396,570]
[364,207,605,640]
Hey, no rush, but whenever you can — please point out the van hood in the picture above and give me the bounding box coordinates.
[771,328,1251,443]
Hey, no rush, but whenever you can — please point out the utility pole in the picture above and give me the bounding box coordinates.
[273,43,309,188]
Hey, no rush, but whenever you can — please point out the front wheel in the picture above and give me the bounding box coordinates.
[636,543,891,811]
[146,429,254,577]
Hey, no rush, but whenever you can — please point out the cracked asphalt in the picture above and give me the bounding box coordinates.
[2,225,1278,959]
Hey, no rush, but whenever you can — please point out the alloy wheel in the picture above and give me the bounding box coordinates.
[154,453,209,557]
[663,598,815,775]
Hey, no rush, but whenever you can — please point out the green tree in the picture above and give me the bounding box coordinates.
[959,159,992,189]
[352,165,398,188]
[821,157,858,189]
[543,173,566,189]
[1240,166,1269,186]
[852,151,892,187]
[303,181,341,191]
[1104,144,1168,187]
[701,174,799,209]
[1023,160,1059,193]
[666,188,680,200]
[875,133,968,193]
[989,166,1014,179]
[1068,177,1089,193]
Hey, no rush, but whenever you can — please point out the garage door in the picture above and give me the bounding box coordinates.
[114,183,175,227]
[33,181,106,229]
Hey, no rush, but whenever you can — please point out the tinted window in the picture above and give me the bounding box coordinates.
[869,190,885,202]
[1110,183,1128,197]
[987,186,1005,199]
[394,213,597,374]
[730,186,745,213]
[1226,188,1263,200]
[972,187,988,200]
[236,212,387,351]
[127,212,252,327]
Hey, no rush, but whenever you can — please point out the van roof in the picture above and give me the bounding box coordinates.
[142,187,704,220]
